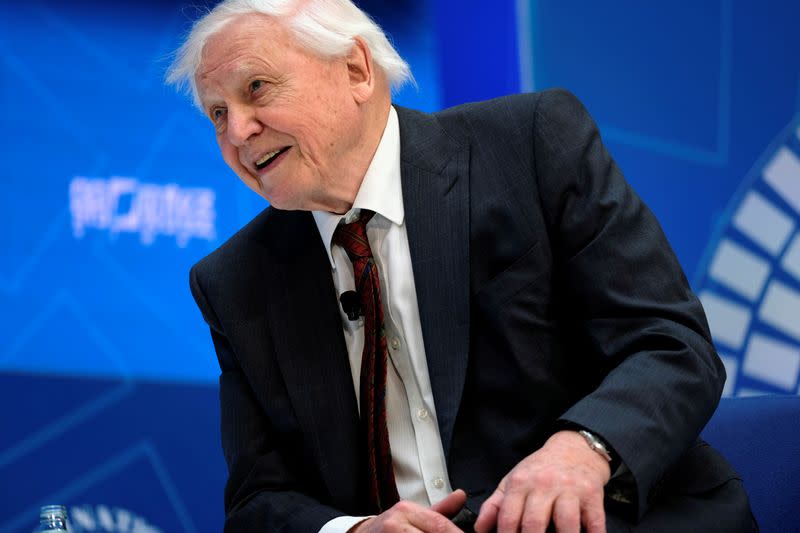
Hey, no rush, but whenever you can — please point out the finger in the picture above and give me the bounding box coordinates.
[496,486,529,533]
[380,501,447,533]
[474,489,504,533]
[348,517,373,533]
[380,523,424,533]
[519,491,555,533]
[431,488,467,518]
[580,491,607,533]
[551,494,581,533]
[378,522,424,533]
[405,507,462,533]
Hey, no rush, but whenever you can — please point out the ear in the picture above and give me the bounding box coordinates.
[346,36,375,103]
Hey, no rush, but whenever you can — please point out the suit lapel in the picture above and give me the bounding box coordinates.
[267,212,362,509]
[396,106,471,455]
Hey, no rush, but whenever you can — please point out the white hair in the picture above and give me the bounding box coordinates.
[165,0,414,109]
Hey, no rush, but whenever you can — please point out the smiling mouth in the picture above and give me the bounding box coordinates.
[255,146,291,171]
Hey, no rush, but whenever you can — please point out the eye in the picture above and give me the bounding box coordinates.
[210,107,227,122]
[249,79,267,93]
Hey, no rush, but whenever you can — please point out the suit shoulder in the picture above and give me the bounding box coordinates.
[438,89,583,115]
[188,208,276,332]
[432,89,585,143]
[191,205,319,281]
[191,206,293,285]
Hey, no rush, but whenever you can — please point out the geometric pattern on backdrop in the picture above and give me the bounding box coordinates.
[697,116,800,397]
[0,374,223,532]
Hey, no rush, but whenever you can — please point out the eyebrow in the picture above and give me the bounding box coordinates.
[196,87,222,113]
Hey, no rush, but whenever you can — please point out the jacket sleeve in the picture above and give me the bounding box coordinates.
[531,89,726,518]
[190,264,345,532]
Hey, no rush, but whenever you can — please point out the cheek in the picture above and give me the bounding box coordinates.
[218,139,245,175]
[219,139,260,192]
[286,109,346,162]
[218,137,237,166]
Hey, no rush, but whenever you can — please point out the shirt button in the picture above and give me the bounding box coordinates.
[390,338,401,351]
[432,477,445,490]
[417,407,429,420]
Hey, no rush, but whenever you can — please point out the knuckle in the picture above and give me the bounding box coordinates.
[394,500,413,513]
[383,515,401,529]
[532,469,556,487]
[507,470,530,488]
[558,508,579,524]
[588,518,606,529]
[521,514,546,530]
[498,514,519,530]
[484,490,503,506]
[585,511,606,528]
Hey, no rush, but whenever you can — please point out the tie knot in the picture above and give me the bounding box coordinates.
[333,210,375,259]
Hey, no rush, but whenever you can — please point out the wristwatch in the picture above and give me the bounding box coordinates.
[578,429,613,463]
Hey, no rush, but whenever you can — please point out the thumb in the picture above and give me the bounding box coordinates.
[431,488,467,518]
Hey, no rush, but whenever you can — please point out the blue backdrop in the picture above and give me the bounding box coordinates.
[2,1,798,530]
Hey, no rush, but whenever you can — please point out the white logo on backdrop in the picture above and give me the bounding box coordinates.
[29,504,162,533]
[69,177,216,247]
[697,119,800,397]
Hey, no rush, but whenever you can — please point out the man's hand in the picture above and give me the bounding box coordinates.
[350,489,467,532]
[474,430,611,533]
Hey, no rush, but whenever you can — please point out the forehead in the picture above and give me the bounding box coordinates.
[196,15,290,90]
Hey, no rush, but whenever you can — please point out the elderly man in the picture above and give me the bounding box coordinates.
[168,1,755,532]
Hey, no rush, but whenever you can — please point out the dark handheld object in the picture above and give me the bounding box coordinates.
[450,507,478,532]
[339,290,362,321]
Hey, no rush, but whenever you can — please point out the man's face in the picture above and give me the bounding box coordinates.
[196,14,367,211]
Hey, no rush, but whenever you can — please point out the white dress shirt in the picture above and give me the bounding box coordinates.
[314,106,453,532]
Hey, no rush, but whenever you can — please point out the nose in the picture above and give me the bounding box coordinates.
[225,104,262,147]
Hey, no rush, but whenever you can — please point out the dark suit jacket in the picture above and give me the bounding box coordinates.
[190,89,752,532]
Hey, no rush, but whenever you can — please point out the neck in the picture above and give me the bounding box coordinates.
[325,100,392,214]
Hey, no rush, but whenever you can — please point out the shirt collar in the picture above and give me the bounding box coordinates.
[312,106,404,268]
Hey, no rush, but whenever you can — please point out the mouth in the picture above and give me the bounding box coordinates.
[254,146,292,171]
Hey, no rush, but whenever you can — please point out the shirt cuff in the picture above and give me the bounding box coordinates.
[607,460,635,505]
[318,515,374,533]
[609,458,628,479]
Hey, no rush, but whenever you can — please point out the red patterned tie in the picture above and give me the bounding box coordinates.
[333,210,400,513]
